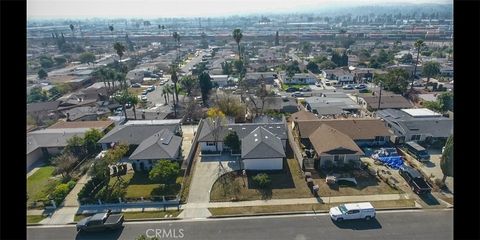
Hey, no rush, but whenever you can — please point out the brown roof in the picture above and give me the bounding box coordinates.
[361,95,412,110]
[309,124,364,156]
[296,118,392,140]
[48,120,114,130]
[315,119,392,140]
[290,110,317,122]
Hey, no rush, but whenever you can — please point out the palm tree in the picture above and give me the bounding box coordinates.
[180,76,196,98]
[422,61,440,90]
[113,42,126,61]
[232,29,243,60]
[410,39,425,92]
[69,24,75,38]
[113,90,130,120]
[170,64,180,104]
[128,94,139,120]
[172,32,180,63]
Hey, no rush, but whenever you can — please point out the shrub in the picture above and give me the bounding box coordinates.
[252,173,271,188]
[50,183,71,205]
[67,180,77,189]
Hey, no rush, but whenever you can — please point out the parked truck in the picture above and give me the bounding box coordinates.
[399,165,432,195]
[76,210,124,232]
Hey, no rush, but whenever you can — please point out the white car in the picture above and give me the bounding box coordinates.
[329,202,376,222]
[140,95,148,101]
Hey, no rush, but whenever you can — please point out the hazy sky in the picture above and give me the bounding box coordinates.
[27,0,451,19]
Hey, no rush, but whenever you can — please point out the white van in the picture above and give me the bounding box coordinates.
[329,202,376,222]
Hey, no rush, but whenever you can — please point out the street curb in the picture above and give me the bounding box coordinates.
[125,217,181,222]
[27,223,44,226]
[208,206,422,219]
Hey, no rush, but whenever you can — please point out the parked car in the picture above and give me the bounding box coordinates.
[286,87,300,92]
[300,86,311,92]
[399,165,432,195]
[358,89,369,93]
[405,141,430,162]
[342,84,355,90]
[355,84,368,89]
[329,202,376,222]
[291,92,304,97]
[131,83,142,88]
[76,210,124,232]
[140,95,148,101]
[141,90,148,95]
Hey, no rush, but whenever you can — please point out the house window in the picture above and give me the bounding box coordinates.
[411,135,421,141]
[206,142,216,146]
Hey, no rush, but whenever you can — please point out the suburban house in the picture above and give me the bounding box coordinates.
[244,72,277,85]
[97,119,183,170]
[303,95,362,116]
[63,106,110,121]
[350,67,375,83]
[241,127,286,170]
[278,73,317,85]
[246,96,298,116]
[308,124,364,168]
[27,101,62,124]
[356,93,413,111]
[376,108,453,144]
[322,68,354,84]
[293,119,392,148]
[209,75,229,87]
[27,120,114,170]
[197,117,288,170]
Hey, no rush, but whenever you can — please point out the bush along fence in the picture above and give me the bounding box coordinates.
[27,179,77,210]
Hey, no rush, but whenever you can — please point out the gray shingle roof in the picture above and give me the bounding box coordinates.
[27,128,93,154]
[198,120,287,142]
[241,127,285,159]
[128,129,182,160]
[377,109,453,138]
[27,101,60,113]
[98,121,180,145]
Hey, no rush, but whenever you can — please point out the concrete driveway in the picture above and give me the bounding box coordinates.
[417,149,454,194]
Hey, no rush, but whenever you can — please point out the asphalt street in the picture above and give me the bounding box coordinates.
[27,209,453,240]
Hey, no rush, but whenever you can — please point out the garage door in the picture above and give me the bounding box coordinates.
[243,158,283,170]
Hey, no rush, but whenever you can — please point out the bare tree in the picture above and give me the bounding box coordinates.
[52,153,78,178]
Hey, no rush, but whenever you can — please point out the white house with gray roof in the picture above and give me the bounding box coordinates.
[241,127,285,170]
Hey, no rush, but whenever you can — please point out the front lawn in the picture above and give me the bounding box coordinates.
[128,87,148,96]
[74,210,182,222]
[27,215,47,224]
[281,83,311,91]
[27,166,61,207]
[110,172,182,200]
[210,158,312,202]
[311,169,403,197]
[208,199,416,216]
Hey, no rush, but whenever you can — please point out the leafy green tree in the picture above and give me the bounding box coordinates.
[104,143,129,165]
[224,131,241,153]
[252,173,271,188]
[306,61,320,73]
[312,55,328,64]
[65,135,86,157]
[128,93,139,120]
[180,76,197,97]
[232,29,243,60]
[113,42,126,61]
[423,101,443,112]
[214,94,245,121]
[376,49,389,64]
[301,41,312,57]
[79,52,96,65]
[27,86,48,103]
[39,56,54,68]
[199,72,212,105]
[38,69,48,79]
[54,56,67,66]
[422,61,441,89]
[83,129,104,156]
[437,92,453,112]
[113,90,131,119]
[48,86,61,98]
[221,61,233,75]
[400,53,413,64]
[318,60,337,70]
[440,135,453,183]
[374,68,410,95]
[149,160,180,185]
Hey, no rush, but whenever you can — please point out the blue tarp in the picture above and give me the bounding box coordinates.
[378,156,404,170]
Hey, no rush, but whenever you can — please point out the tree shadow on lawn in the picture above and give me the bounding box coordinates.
[246,169,296,190]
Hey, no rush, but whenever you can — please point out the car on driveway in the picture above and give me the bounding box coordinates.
[329,202,376,222]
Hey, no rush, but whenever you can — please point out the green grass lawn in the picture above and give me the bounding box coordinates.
[27,215,47,224]
[208,199,416,216]
[281,83,310,91]
[210,158,312,202]
[27,166,61,206]
[74,210,182,222]
[110,172,182,199]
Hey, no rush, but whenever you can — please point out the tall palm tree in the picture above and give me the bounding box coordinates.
[410,39,425,92]
[232,29,243,60]
[113,90,130,120]
[172,32,180,63]
[170,64,180,104]
[113,42,126,61]
[128,94,139,120]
